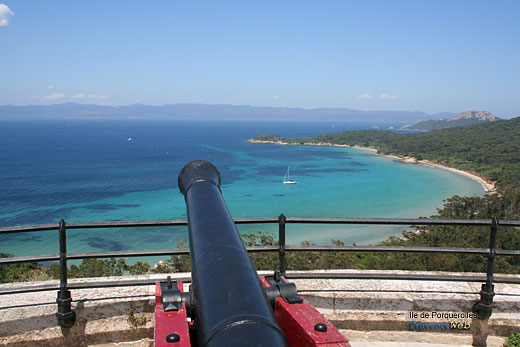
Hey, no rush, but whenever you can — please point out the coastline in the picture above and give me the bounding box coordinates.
[248,139,496,193]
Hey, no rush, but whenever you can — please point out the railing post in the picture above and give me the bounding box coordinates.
[56,219,76,328]
[278,213,287,277]
[473,217,498,319]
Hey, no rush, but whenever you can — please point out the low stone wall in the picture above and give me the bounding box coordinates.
[295,270,520,346]
[1,270,519,346]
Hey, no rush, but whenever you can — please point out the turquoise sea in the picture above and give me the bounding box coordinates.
[0,120,484,263]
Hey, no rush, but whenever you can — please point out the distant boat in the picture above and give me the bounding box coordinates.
[127,137,132,141]
[283,166,297,184]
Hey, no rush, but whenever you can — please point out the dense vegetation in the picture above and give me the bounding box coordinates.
[254,117,520,188]
[506,330,520,347]
[0,240,190,283]
[402,118,488,131]
[1,117,520,282]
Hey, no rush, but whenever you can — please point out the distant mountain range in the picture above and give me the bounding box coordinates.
[0,102,456,122]
[401,111,499,131]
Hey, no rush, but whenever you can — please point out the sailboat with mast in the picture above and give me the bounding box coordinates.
[283,166,297,184]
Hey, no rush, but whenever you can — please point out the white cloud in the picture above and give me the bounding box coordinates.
[41,93,66,100]
[72,93,107,100]
[380,94,397,99]
[48,85,54,90]
[272,96,279,100]
[357,94,373,99]
[87,94,107,100]
[0,4,14,26]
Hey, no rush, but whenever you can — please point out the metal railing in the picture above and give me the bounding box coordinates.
[1,215,520,324]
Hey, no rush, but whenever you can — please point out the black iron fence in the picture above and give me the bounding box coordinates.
[1,215,520,323]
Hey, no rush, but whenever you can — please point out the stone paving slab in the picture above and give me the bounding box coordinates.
[340,329,505,347]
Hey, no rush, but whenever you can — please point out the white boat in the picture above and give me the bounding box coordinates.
[283,166,297,184]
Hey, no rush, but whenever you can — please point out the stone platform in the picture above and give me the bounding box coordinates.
[1,270,519,346]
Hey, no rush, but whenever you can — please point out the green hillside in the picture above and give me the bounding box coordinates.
[402,117,489,131]
[254,117,520,188]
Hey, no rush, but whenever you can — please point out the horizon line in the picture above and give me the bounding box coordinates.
[0,102,460,115]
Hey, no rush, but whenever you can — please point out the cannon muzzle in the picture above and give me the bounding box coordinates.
[178,160,287,347]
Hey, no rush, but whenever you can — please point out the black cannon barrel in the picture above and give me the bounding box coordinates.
[178,160,287,347]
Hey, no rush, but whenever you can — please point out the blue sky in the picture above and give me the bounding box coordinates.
[1,1,519,117]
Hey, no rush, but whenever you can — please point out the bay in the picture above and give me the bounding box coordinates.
[0,120,484,261]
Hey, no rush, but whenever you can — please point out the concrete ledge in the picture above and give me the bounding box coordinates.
[1,270,519,346]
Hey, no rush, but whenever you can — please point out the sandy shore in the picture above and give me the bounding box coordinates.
[248,139,496,193]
